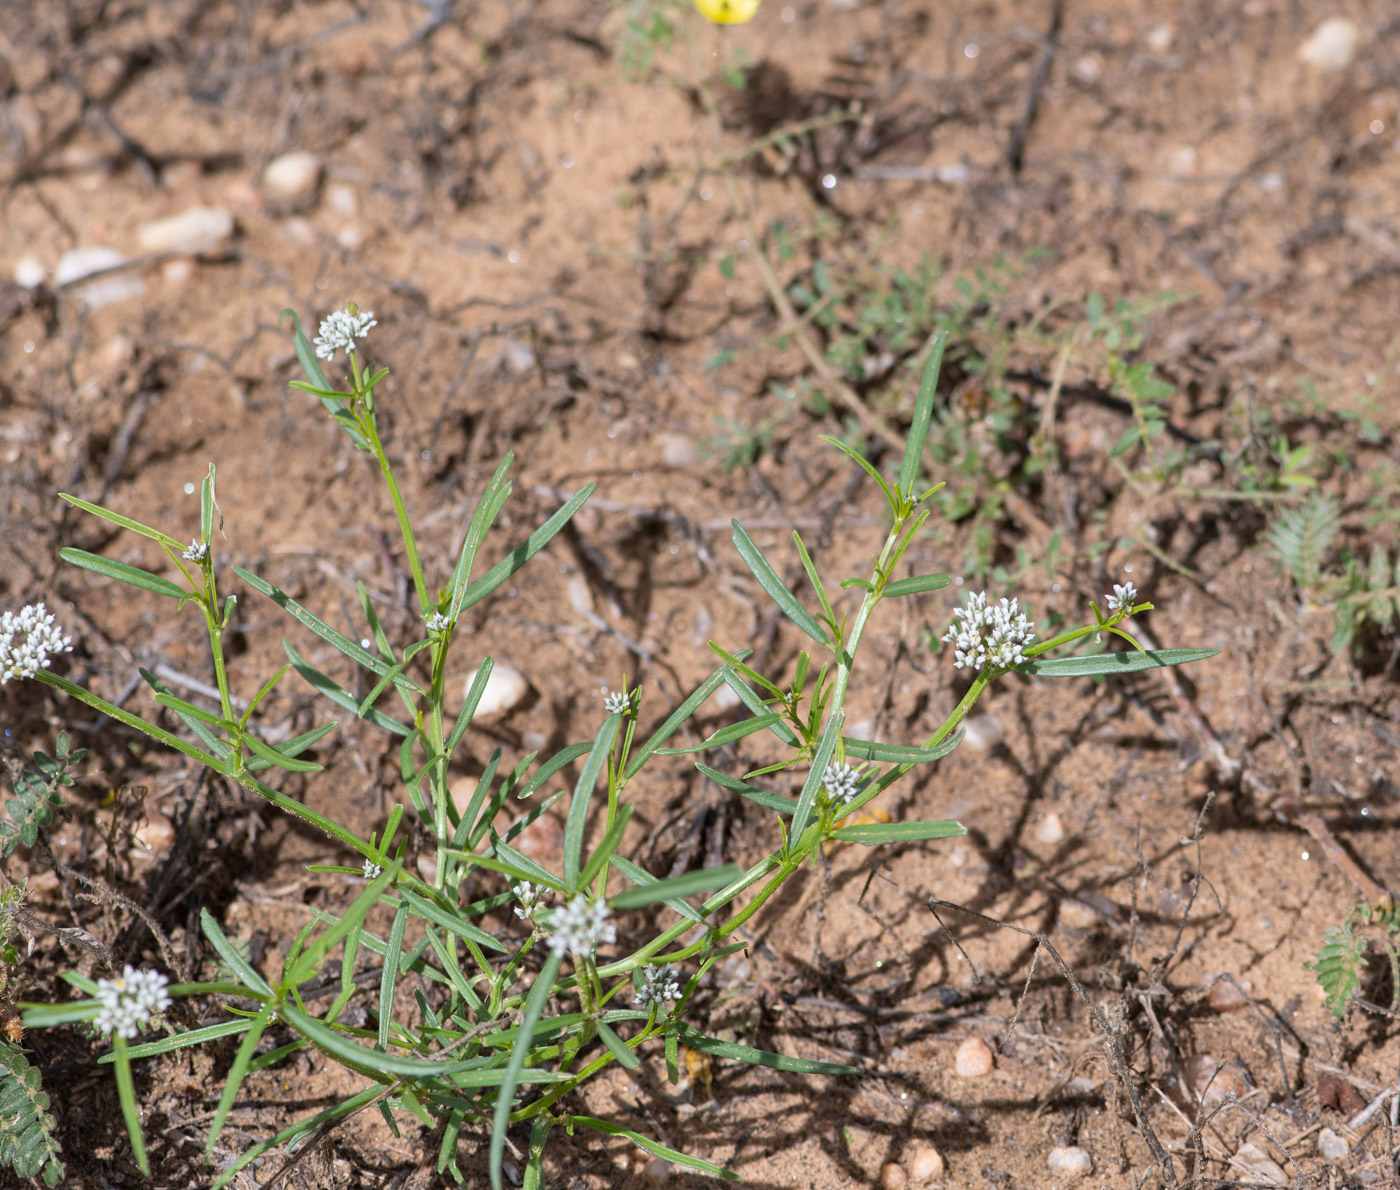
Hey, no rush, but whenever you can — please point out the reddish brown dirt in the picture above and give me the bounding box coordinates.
[3,1,1400,1188]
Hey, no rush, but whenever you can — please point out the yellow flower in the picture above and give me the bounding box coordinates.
[694,0,760,24]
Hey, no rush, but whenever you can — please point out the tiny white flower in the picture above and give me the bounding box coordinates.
[182,539,208,562]
[940,591,1035,672]
[547,894,615,956]
[513,881,546,920]
[603,690,631,715]
[313,306,378,361]
[635,962,683,1008]
[362,858,383,880]
[424,611,451,633]
[94,966,171,1040]
[822,762,862,805]
[1105,582,1139,615]
[0,603,73,684]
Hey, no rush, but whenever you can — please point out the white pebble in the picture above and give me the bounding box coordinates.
[1233,1143,1286,1186]
[1047,1146,1092,1177]
[54,245,125,286]
[137,206,234,255]
[1144,23,1175,52]
[961,713,1003,752]
[55,247,143,308]
[1037,811,1065,845]
[263,150,322,205]
[13,254,45,288]
[905,1141,945,1183]
[660,433,698,468]
[878,1163,907,1190]
[325,181,358,214]
[1298,17,1361,72]
[505,337,536,374]
[1317,1128,1349,1161]
[464,664,530,718]
[954,1036,994,1077]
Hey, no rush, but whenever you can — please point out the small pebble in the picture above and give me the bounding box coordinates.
[1298,17,1361,72]
[1037,811,1065,845]
[133,815,175,853]
[13,254,45,288]
[1186,1054,1249,1108]
[335,224,365,251]
[961,713,1003,752]
[641,1156,671,1183]
[54,245,124,286]
[325,181,357,214]
[954,1037,994,1078]
[660,433,698,468]
[1046,1146,1093,1178]
[905,1141,945,1183]
[1058,899,1100,929]
[464,664,530,718]
[505,337,536,374]
[1144,22,1175,52]
[1206,976,1251,1013]
[1233,1143,1287,1186]
[879,1162,907,1190]
[136,206,234,255]
[263,150,322,205]
[54,247,143,308]
[162,258,195,285]
[1317,1127,1349,1161]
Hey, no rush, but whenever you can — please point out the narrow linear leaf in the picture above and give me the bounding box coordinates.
[1016,647,1219,678]
[111,1038,149,1174]
[830,820,965,844]
[563,714,621,893]
[245,721,336,772]
[731,522,829,645]
[820,435,898,513]
[459,485,595,613]
[60,548,187,599]
[284,641,413,737]
[58,493,183,552]
[788,711,844,850]
[610,864,742,909]
[201,909,273,997]
[491,948,564,1190]
[398,889,509,953]
[655,712,783,755]
[570,1116,739,1181]
[98,1019,253,1062]
[899,331,948,499]
[378,902,409,1051]
[449,453,514,617]
[696,764,798,815]
[595,1021,641,1070]
[843,730,963,763]
[609,855,704,923]
[236,567,424,697]
[206,1003,276,1152]
[883,573,952,598]
[624,657,750,780]
[242,730,324,774]
[676,1024,860,1075]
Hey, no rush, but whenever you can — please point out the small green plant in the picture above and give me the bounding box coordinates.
[14,315,1214,1184]
[0,1038,63,1187]
[1309,897,1400,1019]
[1266,490,1341,592]
[0,734,84,859]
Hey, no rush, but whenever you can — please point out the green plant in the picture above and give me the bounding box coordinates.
[0,734,84,860]
[1266,490,1340,592]
[1309,897,1400,1019]
[0,1038,63,1187]
[14,314,1214,1185]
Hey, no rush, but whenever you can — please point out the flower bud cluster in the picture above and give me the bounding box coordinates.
[634,962,682,1009]
[548,895,615,956]
[941,592,1034,671]
[314,307,377,361]
[0,603,72,684]
[94,966,171,1040]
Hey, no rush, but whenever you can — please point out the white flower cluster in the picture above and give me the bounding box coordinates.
[634,962,682,1009]
[1105,582,1138,615]
[822,762,861,805]
[0,603,73,684]
[424,611,451,633]
[313,307,378,361]
[94,966,171,1040]
[603,690,631,715]
[362,858,383,880]
[941,592,1035,671]
[513,881,547,920]
[182,539,208,563]
[548,894,615,956]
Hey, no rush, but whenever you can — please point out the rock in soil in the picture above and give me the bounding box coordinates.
[955,1037,994,1077]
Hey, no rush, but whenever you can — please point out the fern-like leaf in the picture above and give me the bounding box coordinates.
[1266,491,1339,591]
[1308,922,1366,1020]
[0,1039,64,1186]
